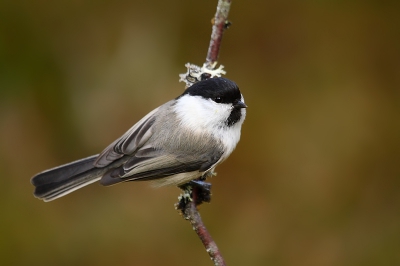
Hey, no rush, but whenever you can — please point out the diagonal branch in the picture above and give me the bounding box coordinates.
[179,0,232,88]
[176,2,232,265]
[205,0,232,69]
[176,185,226,266]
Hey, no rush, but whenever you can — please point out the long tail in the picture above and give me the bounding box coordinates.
[31,155,108,202]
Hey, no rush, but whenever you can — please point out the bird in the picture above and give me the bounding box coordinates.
[31,77,246,202]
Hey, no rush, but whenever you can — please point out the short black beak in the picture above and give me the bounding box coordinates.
[234,100,247,109]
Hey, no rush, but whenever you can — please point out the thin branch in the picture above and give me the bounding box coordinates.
[178,0,231,87]
[176,185,226,266]
[205,0,232,69]
[176,2,233,265]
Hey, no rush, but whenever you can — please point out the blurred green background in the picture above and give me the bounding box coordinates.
[1,0,400,265]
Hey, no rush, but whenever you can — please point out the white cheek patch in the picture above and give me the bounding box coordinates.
[173,94,245,161]
[174,95,231,132]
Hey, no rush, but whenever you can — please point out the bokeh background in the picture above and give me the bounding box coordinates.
[1,1,399,265]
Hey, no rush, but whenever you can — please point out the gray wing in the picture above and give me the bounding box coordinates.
[100,145,222,186]
[94,107,160,167]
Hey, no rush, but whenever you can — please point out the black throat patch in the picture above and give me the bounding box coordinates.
[226,107,242,126]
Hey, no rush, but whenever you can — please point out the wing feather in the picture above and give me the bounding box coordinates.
[100,146,222,186]
[94,107,159,167]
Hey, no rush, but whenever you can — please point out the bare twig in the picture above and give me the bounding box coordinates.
[176,184,226,266]
[179,0,231,88]
[205,0,232,69]
[176,1,233,265]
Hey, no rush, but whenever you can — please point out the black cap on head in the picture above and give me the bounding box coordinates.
[180,77,242,104]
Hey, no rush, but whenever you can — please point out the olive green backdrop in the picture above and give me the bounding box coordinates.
[1,1,399,265]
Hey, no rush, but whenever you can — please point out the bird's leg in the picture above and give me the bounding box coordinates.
[188,179,212,204]
[177,173,213,211]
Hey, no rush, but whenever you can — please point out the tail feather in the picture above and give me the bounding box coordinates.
[31,155,99,186]
[31,155,105,202]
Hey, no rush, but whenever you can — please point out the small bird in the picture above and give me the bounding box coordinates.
[31,77,246,202]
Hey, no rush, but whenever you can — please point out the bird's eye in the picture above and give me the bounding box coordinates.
[214,97,223,103]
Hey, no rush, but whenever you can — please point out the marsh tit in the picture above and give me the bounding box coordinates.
[31,77,246,202]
